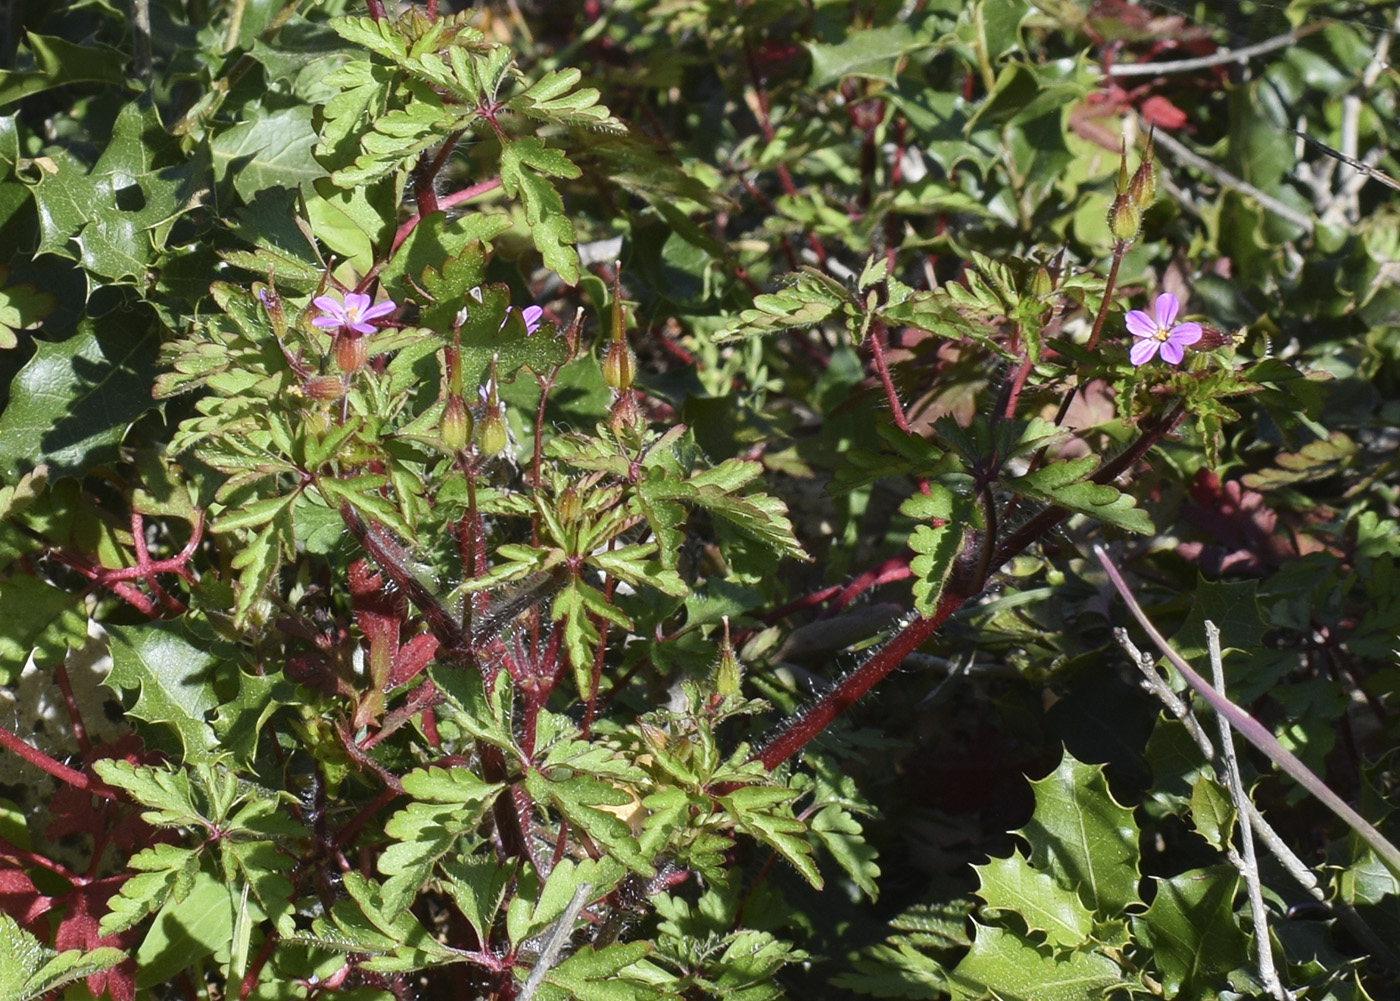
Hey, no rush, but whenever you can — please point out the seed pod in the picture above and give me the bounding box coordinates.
[1129,158,1156,210]
[1107,193,1140,244]
[441,394,471,451]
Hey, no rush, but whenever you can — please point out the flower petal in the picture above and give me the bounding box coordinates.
[359,300,397,322]
[310,316,343,328]
[1158,338,1185,365]
[312,295,344,317]
[521,305,543,334]
[342,292,372,316]
[1129,338,1159,366]
[1153,292,1179,328]
[1125,310,1158,338]
[1168,322,1202,346]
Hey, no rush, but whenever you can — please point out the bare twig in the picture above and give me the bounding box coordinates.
[1208,622,1286,1000]
[518,883,592,1001]
[1150,128,1315,234]
[1115,627,1213,758]
[1108,26,1324,78]
[1095,546,1400,880]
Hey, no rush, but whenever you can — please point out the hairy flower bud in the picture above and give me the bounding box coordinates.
[557,485,582,525]
[477,403,509,457]
[1107,193,1140,244]
[1128,158,1156,210]
[602,339,636,392]
[441,394,471,451]
[714,618,742,697]
[608,391,642,437]
[334,331,367,373]
[303,375,345,401]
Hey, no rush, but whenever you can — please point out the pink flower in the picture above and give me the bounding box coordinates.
[1126,292,1202,366]
[311,290,396,336]
[519,305,543,334]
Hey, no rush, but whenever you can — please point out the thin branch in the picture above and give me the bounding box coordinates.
[1108,26,1323,78]
[518,882,592,1001]
[1095,546,1400,880]
[1151,127,1315,234]
[1115,627,1213,758]
[1208,621,1286,1001]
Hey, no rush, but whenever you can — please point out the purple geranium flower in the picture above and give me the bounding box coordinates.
[1126,292,1202,366]
[519,305,543,334]
[312,290,396,335]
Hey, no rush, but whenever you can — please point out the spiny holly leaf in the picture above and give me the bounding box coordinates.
[0,574,86,685]
[0,32,125,105]
[946,924,1127,1001]
[0,266,54,349]
[1017,752,1141,918]
[0,319,159,480]
[0,911,125,1001]
[1130,867,1249,1000]
[104,624,221,764]
[209,667,297,768]
[210,106,322,200]
[974,849,1095,948]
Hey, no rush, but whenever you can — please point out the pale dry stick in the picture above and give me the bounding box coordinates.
[1115,628,1214,758]
[518,882,592,1001]
[1150,128,1316,234]
[1115,629,1400,971]
[1207,622,1287,1001]
[1108,25,1324,78]
[1094,545,1400,879]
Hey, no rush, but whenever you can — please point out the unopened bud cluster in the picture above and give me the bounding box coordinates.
[1106,133,1157,247]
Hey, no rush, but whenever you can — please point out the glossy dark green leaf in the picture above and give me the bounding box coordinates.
[1132,867,1249,1000]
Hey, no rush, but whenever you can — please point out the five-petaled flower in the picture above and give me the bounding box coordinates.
[1126,292,1201,366]
[312,290,396,335]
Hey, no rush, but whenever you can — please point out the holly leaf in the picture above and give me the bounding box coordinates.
[0,319,160,480]
[0,266,55,348]
[104,624,221,764]
[0,574,86,685]
[946,924,1126,1001]
[974,849,1095,948]
[1016,752,1141,918]
[1131,867,1249,1000]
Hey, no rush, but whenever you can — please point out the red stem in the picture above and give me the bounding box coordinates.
[867,320,910,433]
[392,178,501,254]
[0,724,119,800]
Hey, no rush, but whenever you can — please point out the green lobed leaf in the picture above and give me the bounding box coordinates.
[900,484,973,616]
[719,786,822,889]
[0,911,125,1001]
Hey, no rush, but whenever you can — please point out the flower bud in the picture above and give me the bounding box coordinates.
[1027,265,1053,299]
[441,395,471,451]
[714,618,741,697]
[1128,158,1156,210]
[477,402,509,457]
[334,331,366,373]
[1107,193,1140,244]
[304,375,345,401]
[557,485,582,525]
[602,339,636,392]
[608,392,642,437]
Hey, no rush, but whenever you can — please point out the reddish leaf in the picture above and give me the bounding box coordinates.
[0,864,54,932]
[1140,94,1188,130]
